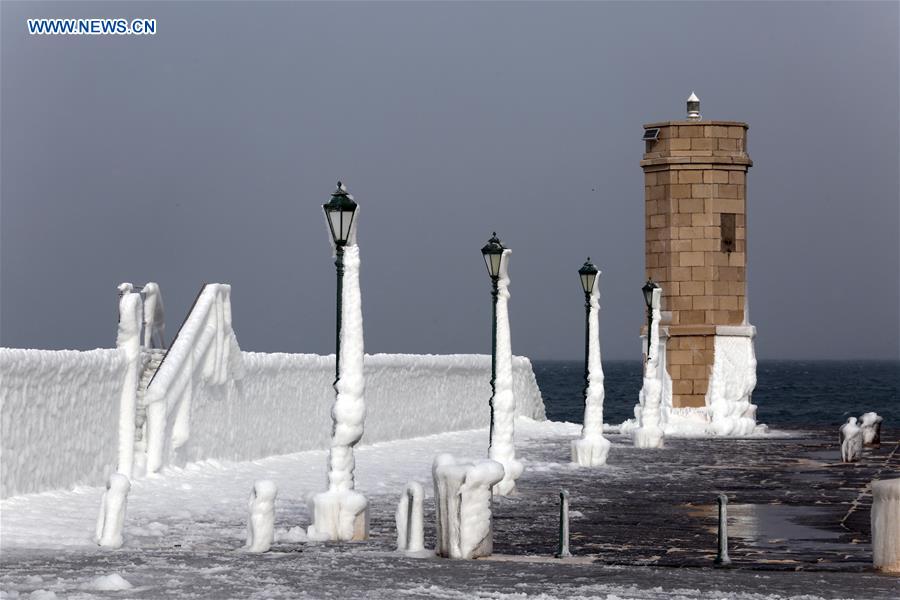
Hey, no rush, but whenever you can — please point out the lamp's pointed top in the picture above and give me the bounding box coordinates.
[687,91,700,102]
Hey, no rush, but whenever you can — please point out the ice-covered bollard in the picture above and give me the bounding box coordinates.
[433,454,505,559]
[95,473,130,549]
[246,480,277,553]
[871,478,900,573]
[634,286,664,449]
[555,490,572,558]
[839,417,863,463]
[395,481,425,553]
[860,412,883,447]
[714,493,731,566]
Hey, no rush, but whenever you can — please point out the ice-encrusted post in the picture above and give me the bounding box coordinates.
[555,489,572,558]
[840,417,863,463]
[246,480,277,553]
[714,493,731,566]
[871,478,900,573]
[395,481,425,553]
[634,286,664,449]
[309,182,368,542]
[860,412,883,447]
[115,284,142,478]
[433,454,504,559]
[571,261,610,466]
[95,473,130,549]
[489,246,523,495]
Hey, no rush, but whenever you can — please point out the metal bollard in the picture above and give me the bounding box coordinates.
[715,493,731,566]
[555,489,572,558]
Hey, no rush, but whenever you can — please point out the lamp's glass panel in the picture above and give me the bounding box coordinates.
[339,209,354,242]
[490,253,503,277]
[326,210,343,243]
[581,273,596,294]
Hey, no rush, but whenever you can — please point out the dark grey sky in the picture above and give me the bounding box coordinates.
[1,1,898,360]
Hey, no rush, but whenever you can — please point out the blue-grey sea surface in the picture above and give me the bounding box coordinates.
[533,360,900,427]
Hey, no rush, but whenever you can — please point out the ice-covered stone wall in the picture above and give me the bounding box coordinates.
[181,352,545,465]
[0,348,126,497]
[1,349,544,497]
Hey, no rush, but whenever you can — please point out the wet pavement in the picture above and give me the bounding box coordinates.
[2,426,898,598]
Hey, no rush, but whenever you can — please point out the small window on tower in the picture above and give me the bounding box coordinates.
[721,213,736,253]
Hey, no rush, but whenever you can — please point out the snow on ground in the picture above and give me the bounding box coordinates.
[0,418,574,552]
[3,420,895,600]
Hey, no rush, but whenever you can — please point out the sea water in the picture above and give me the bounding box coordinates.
[533,360,899,427]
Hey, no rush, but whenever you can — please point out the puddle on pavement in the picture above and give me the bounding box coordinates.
[686,503,842,550]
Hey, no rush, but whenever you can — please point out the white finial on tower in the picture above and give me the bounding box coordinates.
[687,91,701,121]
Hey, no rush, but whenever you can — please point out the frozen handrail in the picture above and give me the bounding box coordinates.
[142,283,244,473]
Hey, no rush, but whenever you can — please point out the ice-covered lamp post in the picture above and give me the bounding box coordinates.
[642,279,659,361]
[323,181,358,380]
[481,233,505,449]
[308,181,369,542]
[571,258,610,466]
[480,233,522,495]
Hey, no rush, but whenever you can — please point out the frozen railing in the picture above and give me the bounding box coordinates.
[141,283,244,474]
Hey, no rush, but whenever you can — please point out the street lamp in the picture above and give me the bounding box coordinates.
[578,258,598,402]
[323,181,358,379]
[642,279,659,361]
[481,232,506,450]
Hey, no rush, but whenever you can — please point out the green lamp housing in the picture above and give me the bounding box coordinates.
[578,258,599,295]
[322,181,358,246]
[481,232,506,279]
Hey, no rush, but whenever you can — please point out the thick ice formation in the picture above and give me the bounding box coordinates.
[141,282,165,348]
[395,481,425,553]
[571,274,611,467]
[142,284,245,474]
[115,289,142,478]
[707,331,759,436]
[246,480,277,553]
[839,417,863,462]
[871,477,900,573]
[1,349,543,497]
[310,244,369,541]
[490,249,523,496]
[0,348,125,497]
[94,473,130,548]
[433,454,504,559]
[633,287,664,449]
[860,412,883,446]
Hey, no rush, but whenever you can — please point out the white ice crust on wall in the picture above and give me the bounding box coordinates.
[633,287,664,449]
[142,284,245,474]
[0,348,125,498]
[571,274,610,466]
[309,244,369,542]
[433,454,504,559]
[490,249,523,496]
[141,282,165,348]
[1,350,544,497]
[707,334,759,436]
[871,477,900,573]
[115,290,142,478]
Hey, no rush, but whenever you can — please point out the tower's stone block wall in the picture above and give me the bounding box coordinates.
[642,120,752,409]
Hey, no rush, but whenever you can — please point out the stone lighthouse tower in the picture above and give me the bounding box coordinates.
[639,93,759,435]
